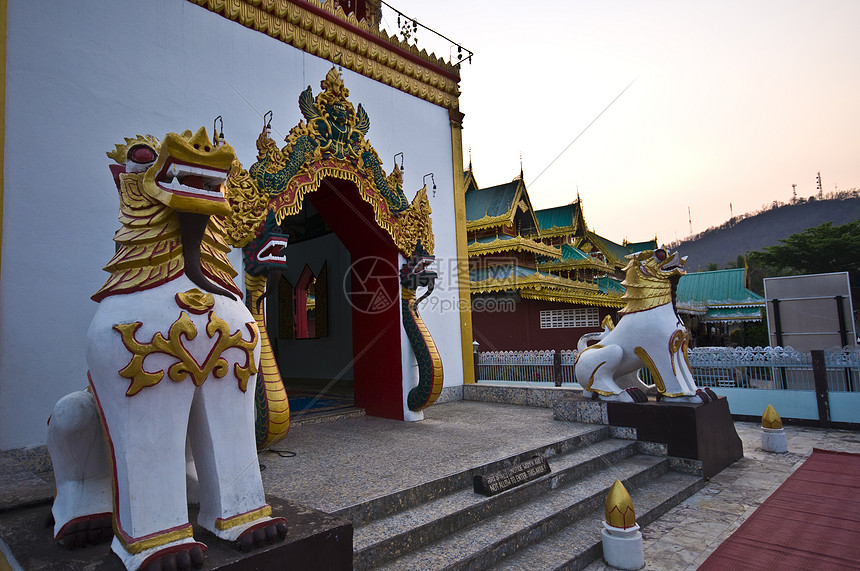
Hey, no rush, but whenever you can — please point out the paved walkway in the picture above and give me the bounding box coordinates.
[585,420,860,570]
[2,401,859,570]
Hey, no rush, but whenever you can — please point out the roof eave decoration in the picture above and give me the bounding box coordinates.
[190,0,461,114]
[514,183,541,235]
[466,212,515,232]
[534,225,577,240]
[470,274,625,308]
[467,236,562,259]
[519,290,625,307]
[224,67,434,257]
[582,231,624,267]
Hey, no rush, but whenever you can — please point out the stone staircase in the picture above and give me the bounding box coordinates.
[331,424,704,571]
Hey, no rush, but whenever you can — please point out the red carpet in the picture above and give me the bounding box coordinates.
[699,449,860,570]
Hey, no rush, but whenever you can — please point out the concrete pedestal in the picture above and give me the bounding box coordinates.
[761,427,788,453]
[601,522,644,570]
[605,396,744,478]
[0,497,352,570]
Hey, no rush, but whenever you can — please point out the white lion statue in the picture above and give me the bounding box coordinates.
[575,248,715,404]
[47,128,285,570]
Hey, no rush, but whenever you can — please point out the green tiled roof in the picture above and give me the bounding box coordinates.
[535,203,579,230]
[469,234,516,245]
[677,268,764,307]
[560,244,589,260]
[464,181,519,221]
[469,263,535,282]
[590,233,632,264]
[676,268,764,322]
[624,239,658,253]
[596,275,625,295]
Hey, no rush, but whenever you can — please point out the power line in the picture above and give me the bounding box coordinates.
[528,78,637,188]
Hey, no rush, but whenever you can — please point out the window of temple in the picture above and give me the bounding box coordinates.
[539,307,599,329]
[294,264,328,339]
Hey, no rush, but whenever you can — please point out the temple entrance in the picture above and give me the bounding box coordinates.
[270,177,405,420]
[223,68,439,431]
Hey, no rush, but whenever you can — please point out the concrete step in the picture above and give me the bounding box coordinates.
[337,425,612,529]
[370,454,688,571]
[290,406,366,427]
[488,470,704,571]
[353,436,638,570]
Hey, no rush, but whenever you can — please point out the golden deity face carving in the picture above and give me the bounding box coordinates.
[109,127,236,216]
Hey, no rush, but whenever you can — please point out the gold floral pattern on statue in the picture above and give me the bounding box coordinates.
[114,311,258,396]
[175,289,216,314]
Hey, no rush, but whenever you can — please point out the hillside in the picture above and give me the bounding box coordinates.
[666,193,860,270]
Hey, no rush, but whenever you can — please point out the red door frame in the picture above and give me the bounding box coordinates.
[308,178,404,420]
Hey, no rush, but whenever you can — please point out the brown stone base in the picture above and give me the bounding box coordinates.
[0,497,352,570]
[606,396,744,478]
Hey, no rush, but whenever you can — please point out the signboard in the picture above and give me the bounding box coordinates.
[764,272,856,351]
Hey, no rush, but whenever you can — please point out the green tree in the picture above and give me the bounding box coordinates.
[749,221,860,299]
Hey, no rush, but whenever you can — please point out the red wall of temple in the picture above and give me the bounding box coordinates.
[471,297,618,352]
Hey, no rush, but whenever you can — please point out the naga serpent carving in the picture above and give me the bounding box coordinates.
[225,67,441,418]
[242,211,291,448]
[575,248,716,403]
[48,127,285,570]
[400,241,444,411]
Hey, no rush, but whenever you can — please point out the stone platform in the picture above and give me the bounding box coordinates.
[0,497,351,570]
[4,399,859,569]
[553,395,744,478]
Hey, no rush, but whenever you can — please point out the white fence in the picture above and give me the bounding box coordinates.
[476,346,860,424]
[476,350,556,383]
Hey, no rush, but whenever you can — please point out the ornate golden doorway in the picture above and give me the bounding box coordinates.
[225,68,436,422]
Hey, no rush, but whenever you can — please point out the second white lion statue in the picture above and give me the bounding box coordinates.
[575,248,715,403]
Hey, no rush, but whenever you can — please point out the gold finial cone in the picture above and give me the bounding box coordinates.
[762,405,783,429]
[605,480,637,529]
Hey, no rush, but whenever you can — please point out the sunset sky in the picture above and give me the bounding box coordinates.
[381,0,860,245]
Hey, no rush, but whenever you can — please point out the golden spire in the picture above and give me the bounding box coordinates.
[762,405,783,429]
[605,480,637,529]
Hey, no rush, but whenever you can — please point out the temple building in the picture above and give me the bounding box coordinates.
[0,0,475,450]
[464,164,658,351]
[675,268,766,346]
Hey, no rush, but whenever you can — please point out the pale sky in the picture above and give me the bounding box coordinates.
[381,0,860,245]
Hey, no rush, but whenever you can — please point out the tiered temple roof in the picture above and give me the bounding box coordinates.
[463,165,655,307]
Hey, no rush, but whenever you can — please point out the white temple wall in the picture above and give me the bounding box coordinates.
[0,0,465,449]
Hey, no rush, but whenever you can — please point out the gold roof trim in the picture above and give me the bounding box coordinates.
[466,212,514,232]
[190,0,461,111]
[470,272,624,308]
[520,290,625,307]
[471,272,597,293]
[467,236,562,259]
[530,225,577,240]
